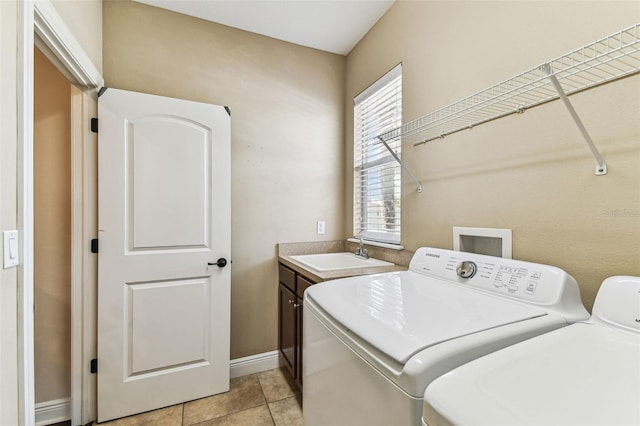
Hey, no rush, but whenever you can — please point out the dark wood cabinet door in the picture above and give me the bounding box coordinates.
[296,275,314,298]
[278,262,318,389]
[295,274,312,386]
[296,295,304,388]
[278,283,297,379]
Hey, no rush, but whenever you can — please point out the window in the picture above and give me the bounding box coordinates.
[353,64,402,244]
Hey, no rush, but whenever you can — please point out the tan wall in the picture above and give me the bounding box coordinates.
[345,1,640,311]
[34,48,72,403]
[103,1,346,358]
[0,1,19,423]
[51,0,103,73]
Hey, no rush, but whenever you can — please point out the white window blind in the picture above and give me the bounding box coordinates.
[354,64,402,244]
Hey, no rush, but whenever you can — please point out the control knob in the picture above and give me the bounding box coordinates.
[456,261,477,279]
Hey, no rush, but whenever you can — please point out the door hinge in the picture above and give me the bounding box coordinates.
[90,118,98,133]
[90,358,97,374]
[91,238,99,254]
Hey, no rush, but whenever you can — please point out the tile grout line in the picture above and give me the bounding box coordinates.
[255,372,269,404]
[183,374,266,426]
[225,374,269,424]
[265,401,277,426]
[256,371,277,425]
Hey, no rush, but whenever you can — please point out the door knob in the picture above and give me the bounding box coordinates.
[208,258,228,268]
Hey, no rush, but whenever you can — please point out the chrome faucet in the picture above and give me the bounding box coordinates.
[355,236,369,259]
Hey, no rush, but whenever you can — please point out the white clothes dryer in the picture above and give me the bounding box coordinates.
[422,275,640,426]
[303,247,589,426]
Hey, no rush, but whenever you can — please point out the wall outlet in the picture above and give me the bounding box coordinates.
[317,221,325,235]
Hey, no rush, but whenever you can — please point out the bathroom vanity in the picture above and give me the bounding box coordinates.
[277,241,410,389]
[278,263,316,388]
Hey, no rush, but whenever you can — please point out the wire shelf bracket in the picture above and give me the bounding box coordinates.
[378,137,423,193]
[375,23,640,176]
[540,63,607,175]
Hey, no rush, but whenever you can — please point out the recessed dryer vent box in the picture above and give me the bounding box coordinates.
[453,227,512,259]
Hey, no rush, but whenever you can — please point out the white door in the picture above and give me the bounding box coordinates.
[97,89,231,422]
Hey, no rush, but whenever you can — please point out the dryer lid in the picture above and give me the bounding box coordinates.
[590,276,640,333]
[423,323,640,425]
[306,271,547,364]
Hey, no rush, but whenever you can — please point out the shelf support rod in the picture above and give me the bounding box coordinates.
[540,63,607,176]
[378,136,423,193]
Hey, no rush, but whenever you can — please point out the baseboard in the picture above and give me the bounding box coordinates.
[37,352,278,425]
[35,397,71,426]
[230,350,280,378]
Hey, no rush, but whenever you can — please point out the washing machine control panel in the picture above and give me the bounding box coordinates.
[410,247,570,305]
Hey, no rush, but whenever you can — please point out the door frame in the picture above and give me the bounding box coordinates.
[18,1,103,424]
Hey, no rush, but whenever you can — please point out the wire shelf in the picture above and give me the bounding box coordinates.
[377,24,640,146]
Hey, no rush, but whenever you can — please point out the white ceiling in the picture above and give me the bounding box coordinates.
[133,0,395,56]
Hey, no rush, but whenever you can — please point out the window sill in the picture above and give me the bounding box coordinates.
[347,238,404,251]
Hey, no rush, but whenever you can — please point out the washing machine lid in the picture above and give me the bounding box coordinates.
[423,322,640,425]
[305,271,547,365]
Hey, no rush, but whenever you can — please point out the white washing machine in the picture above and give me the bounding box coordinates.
[303,247,589,426]
[422,275,640,426]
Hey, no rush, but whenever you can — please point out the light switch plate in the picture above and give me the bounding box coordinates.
[3,230,19,268]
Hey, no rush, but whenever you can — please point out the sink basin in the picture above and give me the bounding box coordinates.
[290,252,393,272]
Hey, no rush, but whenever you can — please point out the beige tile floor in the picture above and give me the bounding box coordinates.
[98,368,302,426]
